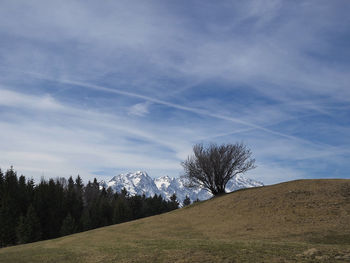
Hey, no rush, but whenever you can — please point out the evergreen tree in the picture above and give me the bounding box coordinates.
[0,166,180,246]
[80,209,92,231]
[129,195,144,219]
[16,205,41,244]
[84,180,93,205]
[17,175,29,216]
[15,216,26,244]
[112,197,131,224]
[169,193,179,210]
[75,175,83,188]
[93,178,99,190]
[34,178,65,239]
[84,179,100,206]
[0,168,20,246]
[73,175,84,231]
[63,176,83,232]
[26,178,35,204]
[0,169,3,201]
[0,200,17,246]
[60,213,76,236]
[183,195,191,206]
[88,199,102,229]
[98,187,113,226]
[121,187,128,197]
[25,204,41,242]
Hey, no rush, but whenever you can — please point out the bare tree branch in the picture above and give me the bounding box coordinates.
[182,143,256,196]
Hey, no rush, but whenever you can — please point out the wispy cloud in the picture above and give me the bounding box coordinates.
[0,0,349,184]
[128,102,151,117]
[0,88,63,111]
[8,72,322,146]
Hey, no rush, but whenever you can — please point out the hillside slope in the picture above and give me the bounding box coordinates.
[0,179,349,262]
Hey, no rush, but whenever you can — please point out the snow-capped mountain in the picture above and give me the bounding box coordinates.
[101,171,263,204]
[102,171,160,197]
[154,175,211,203]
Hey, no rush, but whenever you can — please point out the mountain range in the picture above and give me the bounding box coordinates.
[100,171,263,204]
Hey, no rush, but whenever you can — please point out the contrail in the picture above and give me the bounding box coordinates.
[54,78,316,146]
[2,69,330,147]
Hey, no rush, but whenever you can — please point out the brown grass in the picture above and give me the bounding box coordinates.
[0,179,349,262]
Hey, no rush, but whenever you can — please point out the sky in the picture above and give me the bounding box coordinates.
[0,0,349,185]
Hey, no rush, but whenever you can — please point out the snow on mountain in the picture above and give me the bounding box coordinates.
[101,171,263,204]
[154,176,211,203]
[225,173,263,191]
[102,171,160,197]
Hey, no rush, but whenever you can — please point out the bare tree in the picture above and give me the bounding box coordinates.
[182,143,256,196]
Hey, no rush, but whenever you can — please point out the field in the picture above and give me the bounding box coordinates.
[0,179,349,262]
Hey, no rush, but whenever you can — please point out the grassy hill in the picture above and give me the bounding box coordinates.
[0,179,349,262]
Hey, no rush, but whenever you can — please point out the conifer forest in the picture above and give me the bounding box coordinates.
[0,167,179,247]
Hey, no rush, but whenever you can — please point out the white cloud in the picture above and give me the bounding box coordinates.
[0,88,193,182]
[0,88,63,111]
[0,1,348,184]
[128,102,151,117]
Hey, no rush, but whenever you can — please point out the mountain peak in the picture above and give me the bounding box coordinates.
[105,171,263,203]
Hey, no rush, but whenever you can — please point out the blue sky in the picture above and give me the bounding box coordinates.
[0,0,349,184]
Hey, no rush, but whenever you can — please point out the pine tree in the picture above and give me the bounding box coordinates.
[64,176,83,232]
[169,193,179,210]
[183,195,191,206]
[80,209,92,231]
[0,166,181,246]
[15,215,26,244]
[93,178,99,190]
[0,201,17,246]
[73,175,84,231]
[144,194,163,216]
[98,188,113,226]
[0,169,3,201]
[121,187,128,197]
[129,195,144,219]
[16,205,41,244]
[0,168,20,246]
[26,205,41,242]
[75,175,83,188]
[34,178,65,239]
[18,175,28,216]
[112,197,131,224]
[60,213,76,236]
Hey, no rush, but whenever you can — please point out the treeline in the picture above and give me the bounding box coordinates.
[0,167,179,247]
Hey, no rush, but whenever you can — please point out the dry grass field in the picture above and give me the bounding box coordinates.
[0,179,349,262]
